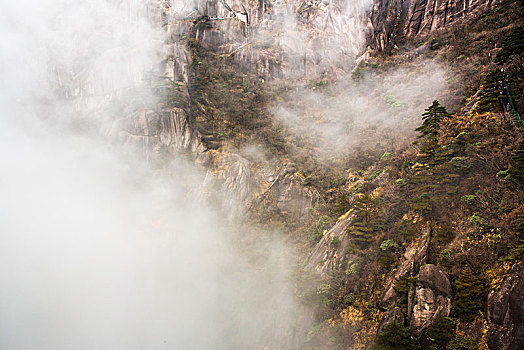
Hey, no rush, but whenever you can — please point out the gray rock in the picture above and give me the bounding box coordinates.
[410,264,451,332]
[487,260,524,350]
[273,171,321,219]
[305,213,355,277]
[380,226,430,309]
[380,244,416,309]
[368,0,504,52]
[375,308,406,340]
[221,154,252,219]
[414,226,430,269]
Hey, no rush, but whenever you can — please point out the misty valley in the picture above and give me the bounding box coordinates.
[0,0,523,349]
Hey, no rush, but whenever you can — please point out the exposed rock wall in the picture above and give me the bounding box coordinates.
[368,0,504,51]
[410,264,452,331]
[487,260,524,350]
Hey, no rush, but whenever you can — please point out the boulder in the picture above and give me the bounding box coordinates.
[410,264,452,331]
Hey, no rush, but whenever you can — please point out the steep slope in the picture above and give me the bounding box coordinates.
[138,1,524,348]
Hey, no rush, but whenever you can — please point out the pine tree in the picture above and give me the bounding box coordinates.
[494,26,524,65]
[347,194,381,247]
[372,322,420,350]
[452,267,487,320]
[425,314,454,350]
[477,69,506,112]
[409,101,456,215]
[415,100,451,149]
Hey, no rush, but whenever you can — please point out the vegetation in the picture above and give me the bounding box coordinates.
[452,267,488,320]
[425,314,455,350]
[179,1,524,348]
[346,194,382,248]
[447,334,478,350]
[372,322,419,350]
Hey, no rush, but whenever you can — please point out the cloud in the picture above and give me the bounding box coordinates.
[271,59,451,160]
[0,1,302,348]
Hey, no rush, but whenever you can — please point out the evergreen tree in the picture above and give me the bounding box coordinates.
[409,101,457,215]
[372,322,420,350]
[452,267,487,320]
[415,100,451,150]
[346,193,381,248]
[425,314,455,350]
[334,193,350,217]
[494,26,524,65]
[477,69,506,112]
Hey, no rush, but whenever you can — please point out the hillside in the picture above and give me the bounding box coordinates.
[163,1,524,348]
[1,0,523,349]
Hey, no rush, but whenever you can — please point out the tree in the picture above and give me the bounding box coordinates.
[425,314,454,350]
[452,267,487,320]
[372,322,420,350]
[477,69,506,112]
[346,193,381,248]
[409,101,457,215]
[494,26,524,65]
[415,100,451,149]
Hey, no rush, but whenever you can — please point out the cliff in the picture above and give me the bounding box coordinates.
[123,1,524,348]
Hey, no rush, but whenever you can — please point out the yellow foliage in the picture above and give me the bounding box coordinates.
[336,208,353,223]
[338,305,365,326]
[293,171,306,180]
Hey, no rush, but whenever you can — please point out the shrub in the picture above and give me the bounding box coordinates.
[461,195,477,205]
[448,334,478,350]
[450,157,471,170]
[380,239,399,251]
[310,215,332,242]
[303,175,314,186]
[331,236,341,250]
[372,322,419,350]
[366,169,384,182]
[396,178,407,186]
[452,267,487,320]
[393,275,417,305]
[425,314,454,350]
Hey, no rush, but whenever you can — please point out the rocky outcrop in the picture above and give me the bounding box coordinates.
[305,172,390,277]
[220,153,253,218]
[368,0,504,52]
[380,226,430,309]
[305,212,356,277]
[410,264,452,331]
[272,171,321,218]
[380,244,417,308]
[487,260,524,350]
[375,307,406,339]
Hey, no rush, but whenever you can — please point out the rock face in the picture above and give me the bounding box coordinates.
[410,264,452,331]
[273,171,321,218]
[375,307,406,339]
[220,153,253,219]
[305,172,389,277]
[487,260,524,350]
[305,212,356,277]
[380,226,430,309]
[368,0,504,51]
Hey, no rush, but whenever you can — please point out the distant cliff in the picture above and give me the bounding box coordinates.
[368,0,504,51]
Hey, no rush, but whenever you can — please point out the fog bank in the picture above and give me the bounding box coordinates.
[0,1,300,348]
